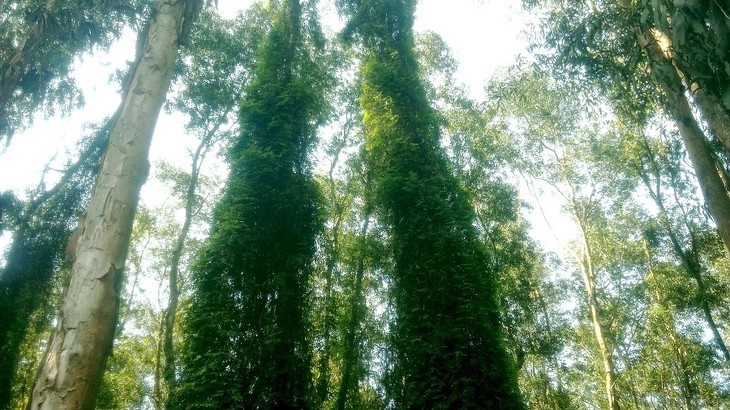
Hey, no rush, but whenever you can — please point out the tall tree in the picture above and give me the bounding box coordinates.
[486,70,642,409]
[617,126,730,362]
[336,0,524,407]
[173,0,328,407]
[27,0,202,408]
[151,9,258,407]
[530,0,730,257]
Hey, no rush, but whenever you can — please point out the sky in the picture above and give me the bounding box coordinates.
[0,0,574,256]
[1,0,530,185]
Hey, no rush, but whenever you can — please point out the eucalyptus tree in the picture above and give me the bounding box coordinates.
[612,123,730,364]
[528,0,730,257]
[95,206,162,410]
[487,70,650,410]
[599,123,730,408]
[173,0,329,407]
[619,0,730,151]
[27,0,203,408]
[336,0,524,407]
[0,0,142,142]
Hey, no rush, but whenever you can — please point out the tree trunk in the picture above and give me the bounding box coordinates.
[0,119,110,409]
[632,21,730,257]
[665,83,730,259]
[27,1,200,408]
[161,118,219,407]
[573,212,620,410]
[690,84,730,154]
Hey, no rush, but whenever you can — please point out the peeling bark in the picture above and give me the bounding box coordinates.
[27,1,201,409]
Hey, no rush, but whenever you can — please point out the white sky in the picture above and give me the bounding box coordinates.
[0,0,574,256]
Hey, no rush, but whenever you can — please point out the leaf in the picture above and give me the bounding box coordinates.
[640,8,650,25]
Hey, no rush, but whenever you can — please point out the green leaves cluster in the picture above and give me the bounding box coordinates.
[174,1,329,408]
[340,0,525,408]
[0,0,144,140]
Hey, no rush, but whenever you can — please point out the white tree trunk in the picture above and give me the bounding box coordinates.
[28,1,199,408]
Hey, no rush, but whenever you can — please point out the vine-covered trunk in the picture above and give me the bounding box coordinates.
[27,1,201,408]
[341,0,524,407]
[173,1,325,407]
[336,215,370,410]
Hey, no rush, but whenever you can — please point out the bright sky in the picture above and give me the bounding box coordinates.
[0,0,572,256]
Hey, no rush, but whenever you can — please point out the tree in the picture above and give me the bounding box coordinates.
[27,0,202,408]
[486,70,642,409]
[173,0,329,407]
[0,0,141,142]
[530,0,730,257]
[153,9,256,406]
[336,0,524,407]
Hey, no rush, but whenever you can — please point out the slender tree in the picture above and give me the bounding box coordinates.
[336,0,524,407]
[173,0,328,407]
[531,0,730,256]
[27,1,202,408]
[150,10,258,407]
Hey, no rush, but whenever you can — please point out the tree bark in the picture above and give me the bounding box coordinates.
[630,17,730,257]
[573,215,620,410]
[664,82,730,258]
[690,84,730,154]
[27,1,200,409]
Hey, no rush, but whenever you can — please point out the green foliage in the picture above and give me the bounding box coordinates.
[486,65,730,407]
[339,0,525,408]
[0,0,144,141]
[97,334,156,410]
[174,1,329,408]
[0,121,110,409]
